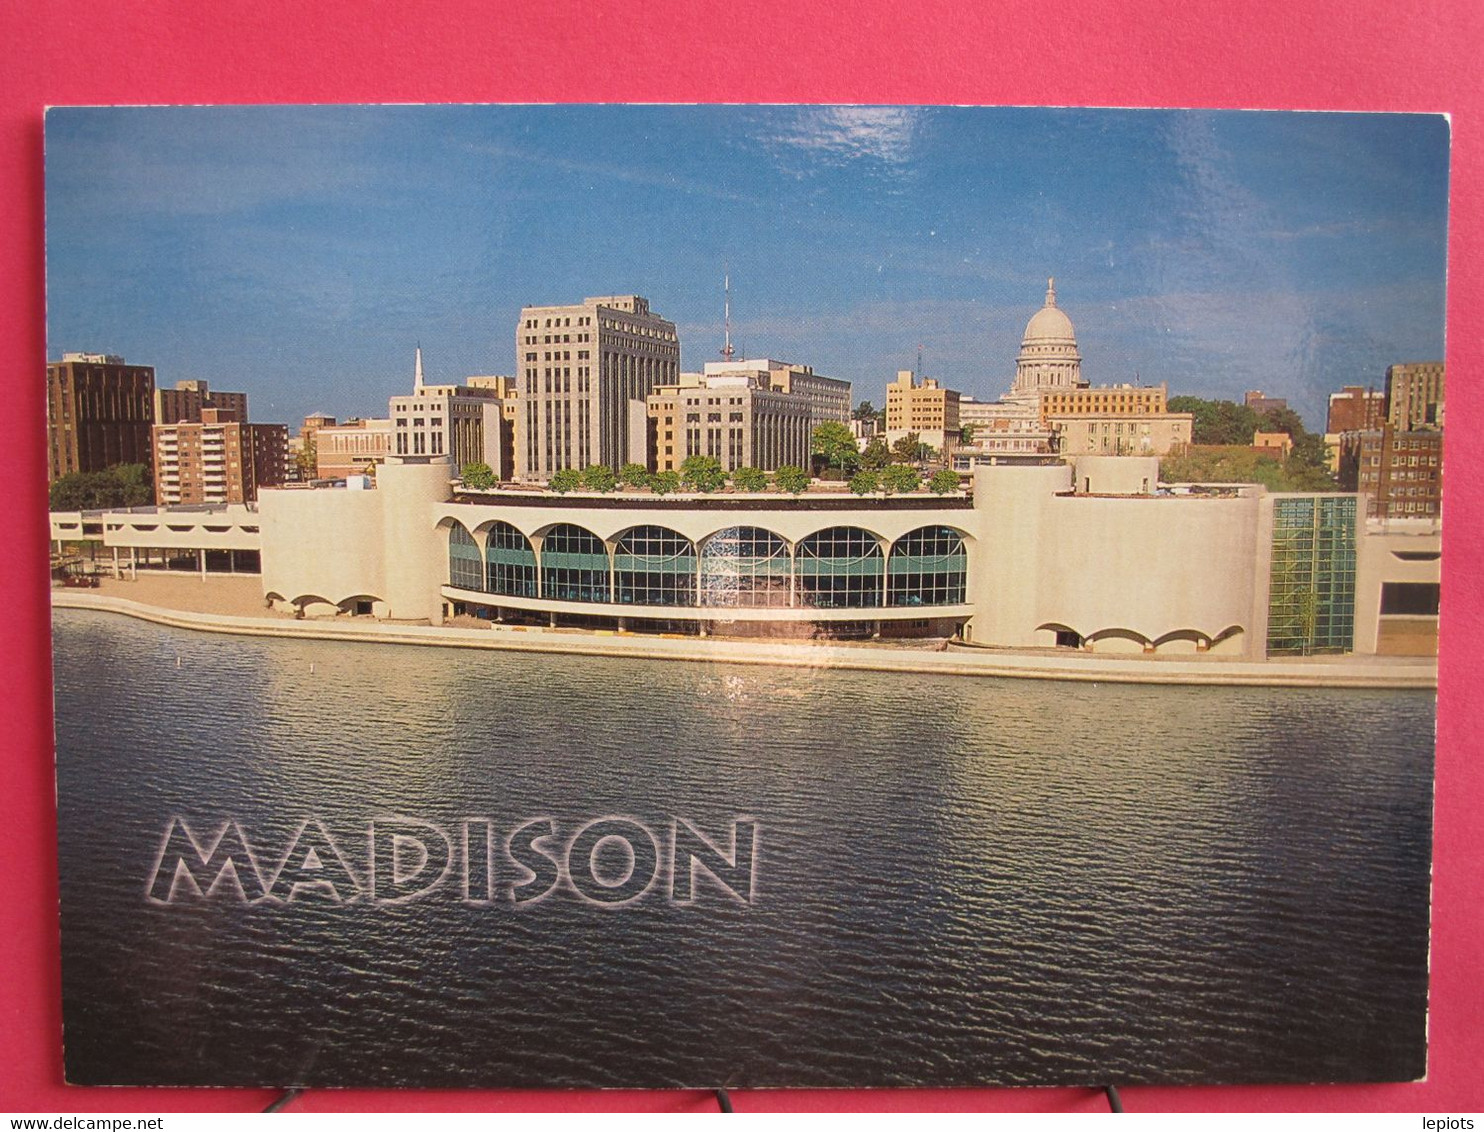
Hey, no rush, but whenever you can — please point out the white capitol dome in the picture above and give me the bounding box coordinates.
[1012,277,1084,398]
[1022,278,1077,344]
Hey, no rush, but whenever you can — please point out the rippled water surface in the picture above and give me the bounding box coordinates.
[52,610,1434,1088]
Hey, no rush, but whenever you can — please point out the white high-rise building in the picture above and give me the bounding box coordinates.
[389,348,508,475]
[515,295,680,479]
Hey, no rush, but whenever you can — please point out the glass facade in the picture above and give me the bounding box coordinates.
[888,526,967,606]
[448,522,484,591]
[700,527,792,608]
[541,523,611,603]
[485,521,537,598]
[1267,496,1357,656]
[614,526,696,606]
[797,527,884,609]
[445,517,970,618]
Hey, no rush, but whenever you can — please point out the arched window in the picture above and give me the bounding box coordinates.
[485,521,537,597]
[614,526,696,606]
[888,526,967,606]
[700,527,791,608]
[540,524,610,603]
[796,526,883,609]
[448,522,484,591]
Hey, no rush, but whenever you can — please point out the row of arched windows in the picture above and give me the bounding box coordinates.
[447,522,968,609]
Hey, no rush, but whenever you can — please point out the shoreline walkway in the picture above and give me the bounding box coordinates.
[51,580,1437,690]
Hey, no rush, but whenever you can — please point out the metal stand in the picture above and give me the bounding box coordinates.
[263,1088,303,1113]
[253,1082,1111,1113]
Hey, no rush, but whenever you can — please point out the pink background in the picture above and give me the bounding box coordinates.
[2,0,1480,1113]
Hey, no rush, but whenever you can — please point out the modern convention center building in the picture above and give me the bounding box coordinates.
[234,452,1438,660]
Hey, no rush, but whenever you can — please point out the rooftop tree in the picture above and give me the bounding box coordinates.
[731,465,768,492]
[811,420,860,478]
[930,468,962,494]
[773,465,810,495]
[579,464,617,493]
[860,436,891,471]
[881,464,922,494]
[549,468,582,494]
[679,454,727,493]
[461,462,497,490]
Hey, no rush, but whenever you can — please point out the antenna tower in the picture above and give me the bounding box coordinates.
[722,269,735,361]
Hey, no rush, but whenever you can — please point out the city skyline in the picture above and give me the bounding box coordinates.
[44,105,1450,429]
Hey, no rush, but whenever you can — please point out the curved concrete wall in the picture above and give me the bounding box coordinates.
[380,458,457,621]
[967,463,1072,647]
[258,487,386,610]
[968,463,1260,654]
[1038,494,1260,647]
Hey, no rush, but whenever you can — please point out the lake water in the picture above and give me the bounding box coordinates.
[51,609,1435,1088]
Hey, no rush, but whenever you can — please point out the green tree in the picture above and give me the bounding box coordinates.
[773,464,810,495]
[619,462,650,489]
[579,463,617,493]
[1284,433,1338,490]
[811,420,860,477]
[549,468,582,494]
[679,454,727,493]
[650,469,681,495]
[1260,405,1309,439]
[114,463,153,505]
[731,465,768,492]
[891,432,928,465]
[959,423,976,446]
[1168,396,1266,446]
[930,468,962,494]
[294,435,318,481]
[881,463,922,494]
[860,436,891,471]
[853,400,882,423]
[1160,446,1288,490]
[461,462,497,490]
[848,469,881,496]
[49,463,154,511]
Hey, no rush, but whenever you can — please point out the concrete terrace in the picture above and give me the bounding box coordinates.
[51,579,1437,690]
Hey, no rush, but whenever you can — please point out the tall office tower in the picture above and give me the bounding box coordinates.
[153,409,288,505]
[1327,386,1387,434]
[389,348,510,479]
[703,358,852,424]
[1345,428,1443,519]
[886,371,962,432]
[154,379,249,425]
[1244,390,1289,417]
[46,353,156,481]
[1385,362,1445,430]
[315,418,394,480]
[515,295,680,479]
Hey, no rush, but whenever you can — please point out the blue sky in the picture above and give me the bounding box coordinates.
[44,105,1450,430]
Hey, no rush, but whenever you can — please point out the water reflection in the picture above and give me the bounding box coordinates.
[53,610,1433,1088]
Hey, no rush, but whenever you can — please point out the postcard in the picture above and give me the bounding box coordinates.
[45,105,1445,1088]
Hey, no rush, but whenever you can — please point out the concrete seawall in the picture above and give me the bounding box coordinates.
[51,591,1438,690]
